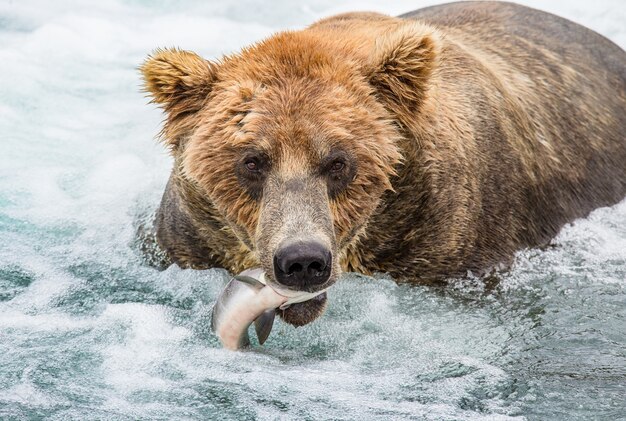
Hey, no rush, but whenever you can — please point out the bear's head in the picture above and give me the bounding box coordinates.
[141,18,438,325]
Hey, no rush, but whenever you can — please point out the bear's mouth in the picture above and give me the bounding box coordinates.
[277,292,328,326]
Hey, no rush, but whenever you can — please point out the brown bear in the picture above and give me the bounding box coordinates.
[139,2,626,326]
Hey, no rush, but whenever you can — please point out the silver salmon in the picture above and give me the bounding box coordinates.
[211,268,327,350]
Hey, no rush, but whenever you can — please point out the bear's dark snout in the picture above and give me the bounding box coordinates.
[273,240,332,291]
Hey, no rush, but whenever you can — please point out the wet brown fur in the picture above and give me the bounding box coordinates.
[140,2,626,323]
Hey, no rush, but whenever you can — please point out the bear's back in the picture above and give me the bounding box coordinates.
[402,1,625,84]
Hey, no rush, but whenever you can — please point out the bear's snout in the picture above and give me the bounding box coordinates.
[273,240,332,291]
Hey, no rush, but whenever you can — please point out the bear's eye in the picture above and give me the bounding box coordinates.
[330,160,345,173]
[241,154,268,176]
[245,159,259,172]
[321,152,355,199]
[237,154,269,201]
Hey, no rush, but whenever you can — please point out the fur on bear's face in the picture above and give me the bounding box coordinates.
[141,20,438,300]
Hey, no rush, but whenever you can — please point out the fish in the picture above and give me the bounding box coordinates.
[210,270,286,350]
[211,268,328,350]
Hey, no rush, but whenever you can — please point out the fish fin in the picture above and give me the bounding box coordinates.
[210,306,217,333]
[233,275,265,290]
[254,310,276,345]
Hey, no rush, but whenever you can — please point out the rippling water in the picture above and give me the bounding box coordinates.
[1,1,625,419]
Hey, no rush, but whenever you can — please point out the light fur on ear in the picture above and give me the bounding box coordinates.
[140,48,217,147]
[368,24,440,117]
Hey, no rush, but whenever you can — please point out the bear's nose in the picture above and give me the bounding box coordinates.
[273,240,332,290]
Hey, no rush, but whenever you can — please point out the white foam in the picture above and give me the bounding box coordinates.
[0,381,64,409]
[99,304,190,393]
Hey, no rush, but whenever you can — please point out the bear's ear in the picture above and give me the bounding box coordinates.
[140,48,217,146]
[367,25,439,118]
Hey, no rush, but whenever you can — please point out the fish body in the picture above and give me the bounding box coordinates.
[211,271,287,350]
[211,268,328,350]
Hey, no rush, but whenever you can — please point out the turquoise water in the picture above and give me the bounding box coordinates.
[1,1,625,419]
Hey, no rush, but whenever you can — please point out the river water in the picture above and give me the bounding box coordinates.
[1,0,625,419]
